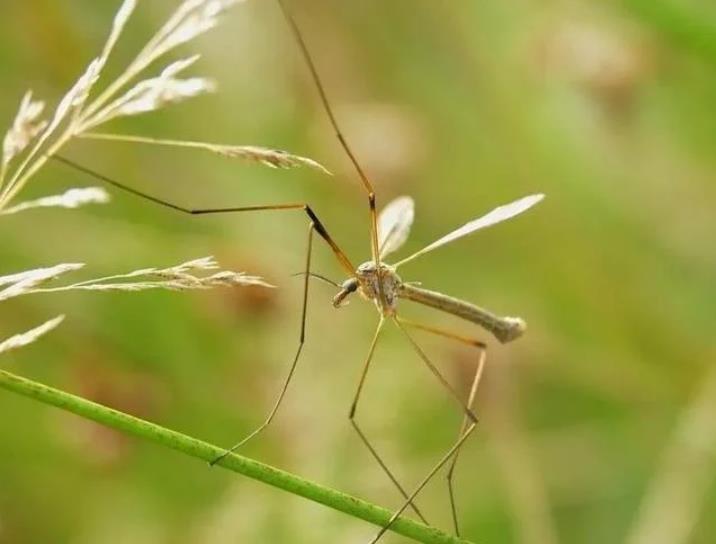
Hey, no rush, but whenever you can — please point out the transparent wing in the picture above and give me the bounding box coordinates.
[378,196,415,259]
[395,193,544,267]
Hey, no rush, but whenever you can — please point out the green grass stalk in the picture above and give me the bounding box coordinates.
[0,368,474,544]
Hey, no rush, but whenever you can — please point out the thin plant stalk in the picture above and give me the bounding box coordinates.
[78,132,266,149]
[0,368,474,544]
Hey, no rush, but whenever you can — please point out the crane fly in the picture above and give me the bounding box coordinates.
[326,193,543,542]
[49,0,545,541]
[336,192,542,340]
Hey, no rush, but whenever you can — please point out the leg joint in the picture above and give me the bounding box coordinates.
[303,205,325,235]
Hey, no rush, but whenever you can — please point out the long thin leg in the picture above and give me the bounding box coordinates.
[371,421,477,544]
[398,318,487,536]
[275,0,381,271]
[49,154,356,465]
[50,154,355,275]
[394,318,478,425]
[349,317,428,523]
[210,222,315,466]
[368,317,482,543]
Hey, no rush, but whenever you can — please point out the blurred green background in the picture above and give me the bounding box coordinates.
[1,1,715,543]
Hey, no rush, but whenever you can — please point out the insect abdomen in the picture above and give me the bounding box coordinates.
[397,284,525,343]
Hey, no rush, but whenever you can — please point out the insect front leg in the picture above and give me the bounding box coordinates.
[211,222,316,466]
[348,316,429,524]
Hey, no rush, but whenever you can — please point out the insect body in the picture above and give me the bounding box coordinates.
[397,283,526,343]
[334,193,542,343]
[337,258,526,342]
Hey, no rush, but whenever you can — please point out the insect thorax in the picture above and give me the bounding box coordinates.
[355,261,402,315]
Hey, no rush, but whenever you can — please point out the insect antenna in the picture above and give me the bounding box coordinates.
[290,271,340,287]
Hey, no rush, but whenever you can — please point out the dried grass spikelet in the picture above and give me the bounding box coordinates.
[0,315,65,356]
[0,0,325,215]
[215,145,331,173]
[0,0,141,205]
[145,0,243,61]
[0,256,270,354]
[19,53,109,176]
[0,0,280,356]
[80,55,215,130]
[0,257,271,301]
[56,256,273,292]
[79,132,332,174]
[0,187,110,216]
[75,0,243,130]
[0,263,85,302]
[1,91,47,177]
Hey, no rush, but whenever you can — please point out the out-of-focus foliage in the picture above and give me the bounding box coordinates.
[1,1,715,543]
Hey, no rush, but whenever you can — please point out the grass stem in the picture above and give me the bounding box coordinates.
[0,368,474,544]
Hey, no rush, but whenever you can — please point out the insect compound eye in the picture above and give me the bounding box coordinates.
[341,278,359,293]
[333,278,358,308]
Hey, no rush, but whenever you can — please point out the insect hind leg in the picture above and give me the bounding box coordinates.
[385,317,487,539]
